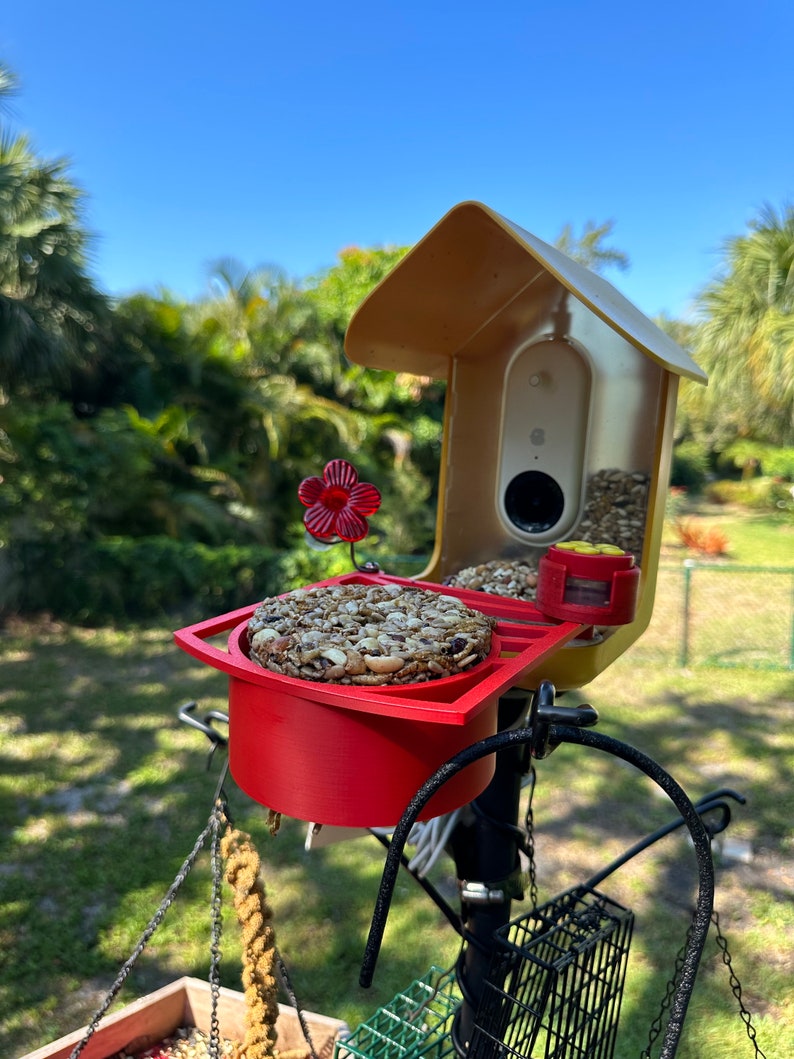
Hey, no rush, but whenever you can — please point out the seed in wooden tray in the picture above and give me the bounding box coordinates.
[112,1026,241,1058]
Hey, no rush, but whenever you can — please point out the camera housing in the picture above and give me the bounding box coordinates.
[496,337,592,544]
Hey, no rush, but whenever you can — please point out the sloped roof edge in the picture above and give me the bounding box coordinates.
[490,205,707,383]
[345,201,707,384]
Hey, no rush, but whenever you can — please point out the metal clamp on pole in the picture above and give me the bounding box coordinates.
[530,679,599,759]
[458,867,529,906]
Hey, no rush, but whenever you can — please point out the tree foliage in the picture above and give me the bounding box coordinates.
[0,63,109,395]
[689,202,794,446]
[1,59,791,620]
[553,219,630,274]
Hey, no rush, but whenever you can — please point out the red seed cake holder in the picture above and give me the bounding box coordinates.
[174,571,586,829]
[175,462,588,828]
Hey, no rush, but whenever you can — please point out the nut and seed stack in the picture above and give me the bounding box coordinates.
[443,559,539,600]
[247,582,496,686]
[576,468,649,561]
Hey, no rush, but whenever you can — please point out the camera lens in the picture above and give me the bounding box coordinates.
[504,470,564,533]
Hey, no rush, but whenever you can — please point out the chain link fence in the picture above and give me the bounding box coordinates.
[386,557,793,671]
[629,563,794,670]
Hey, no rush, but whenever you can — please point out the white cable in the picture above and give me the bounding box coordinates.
[406,808,463,877]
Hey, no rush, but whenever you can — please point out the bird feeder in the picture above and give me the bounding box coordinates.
[344,201,707,688]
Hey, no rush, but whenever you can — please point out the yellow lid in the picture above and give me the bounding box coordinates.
[555,541,627,556]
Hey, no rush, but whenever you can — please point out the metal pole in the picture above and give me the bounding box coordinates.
[448,691,531,1054]
[679,560,695,668]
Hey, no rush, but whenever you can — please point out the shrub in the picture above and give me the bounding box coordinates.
[0,536,339,624]
[672,519,730,556]
[665,485,690,521]
[670,440,710,490]
[705,477,794,512]
[718,440,794,481]
[0,522,404,624]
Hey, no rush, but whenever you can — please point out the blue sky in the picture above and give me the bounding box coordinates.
[2,1,792,319]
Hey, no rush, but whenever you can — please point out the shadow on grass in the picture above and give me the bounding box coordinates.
[516,680,793,1056]
[0,622,225,1054]
[0,621,459,1055]
[2,623,791,1056]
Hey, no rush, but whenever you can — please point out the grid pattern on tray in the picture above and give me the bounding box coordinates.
[334,966,461,1059]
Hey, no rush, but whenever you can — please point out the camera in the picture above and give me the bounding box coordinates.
[503,469,565,533]
[496,337,592,544]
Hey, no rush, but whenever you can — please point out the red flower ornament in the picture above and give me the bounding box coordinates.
[298,459,381,543]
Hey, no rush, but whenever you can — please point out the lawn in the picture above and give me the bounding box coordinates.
[662,502,792,565]
[1,512,792,1058]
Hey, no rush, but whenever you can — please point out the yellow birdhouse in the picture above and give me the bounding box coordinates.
[344,201,707,689]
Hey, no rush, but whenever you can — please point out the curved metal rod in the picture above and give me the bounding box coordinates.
[557,726,714,1059]
[178,701,229,746]
[368,831,464,935]
[359,723,715,1059]
[360,753,468,987]
[350,540,381,573]
[583,787,746,891]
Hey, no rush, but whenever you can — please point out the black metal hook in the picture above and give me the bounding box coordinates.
[530,679,599,758]
[694,788,746,840]
[583,787,746,891]
[178,702,233,817]
[178,701,229,748]
[178,701,230,771]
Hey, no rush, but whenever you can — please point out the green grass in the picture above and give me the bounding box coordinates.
[0,621,464,1055]
[650,508,794,670]
[1,520,793,1058]
[663,504,792,565]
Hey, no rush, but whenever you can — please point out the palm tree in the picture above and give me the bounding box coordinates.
[178,262,365,544]
[0,61,18,110]
[693,202,794,445]
[0,62,108,394]
[553,219,630,274]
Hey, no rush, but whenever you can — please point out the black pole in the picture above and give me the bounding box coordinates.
[359,720,715,1059]
[448,691,531,1053]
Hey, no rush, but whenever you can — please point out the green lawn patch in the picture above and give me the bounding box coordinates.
[1,568,792,1057]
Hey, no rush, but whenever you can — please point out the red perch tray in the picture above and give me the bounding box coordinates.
[174,573,585,827]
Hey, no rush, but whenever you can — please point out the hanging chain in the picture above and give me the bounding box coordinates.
[522,763,539,909]
[641,915,694,1059]
[641,902,768,1056]
[275,952,321,1059]
[207,794,229,1059]
[64,737,321,1059]
[711,910,767,1058]
[68,797,229,1059]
